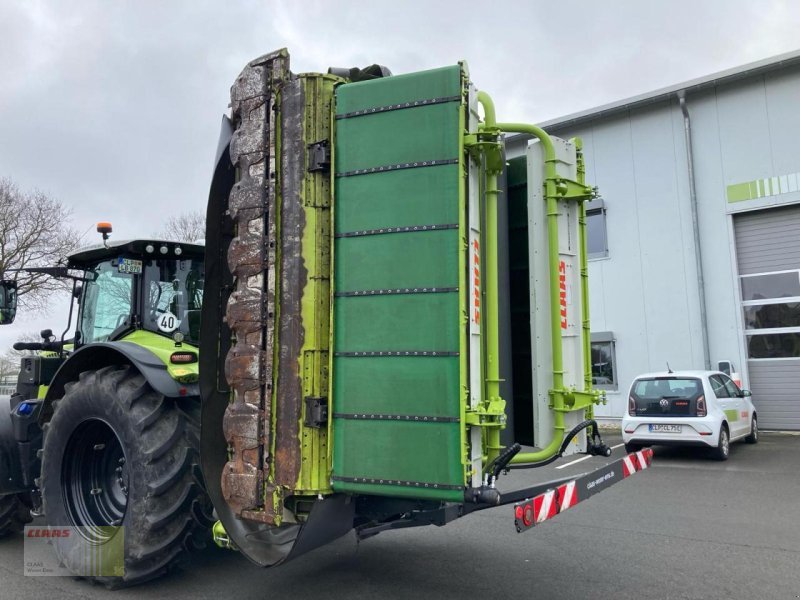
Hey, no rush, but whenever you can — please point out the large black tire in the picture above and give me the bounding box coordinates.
[0,493,32,537]
[40,365,213,587]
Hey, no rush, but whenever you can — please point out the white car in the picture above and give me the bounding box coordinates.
[622,370,758,461]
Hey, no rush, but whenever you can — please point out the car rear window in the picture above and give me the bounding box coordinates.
[632,377,702,399]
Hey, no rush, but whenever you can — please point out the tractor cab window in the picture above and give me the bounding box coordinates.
[79,261,134,344]
[142,259,203,344]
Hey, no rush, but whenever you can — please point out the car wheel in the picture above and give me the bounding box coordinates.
[745,415,758,444]
[624,443,641,454]
[712,425,730,461]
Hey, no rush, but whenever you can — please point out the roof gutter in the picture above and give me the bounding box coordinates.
[524,48,800,134]
[678,90,711,370]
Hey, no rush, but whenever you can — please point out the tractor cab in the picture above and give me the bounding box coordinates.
[67,239,205,349]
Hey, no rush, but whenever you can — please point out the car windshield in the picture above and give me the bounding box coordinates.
[633,377,702,399]
[142,258,204,345]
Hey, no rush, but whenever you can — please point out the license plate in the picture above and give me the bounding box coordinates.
[117,258,143,274]
[649,424,682,433]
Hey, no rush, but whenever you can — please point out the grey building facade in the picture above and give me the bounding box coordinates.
[506,50,800,430]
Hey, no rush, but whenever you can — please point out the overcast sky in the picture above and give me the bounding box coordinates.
[1,0,798,349]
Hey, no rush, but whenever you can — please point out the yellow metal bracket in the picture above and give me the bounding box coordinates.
[549,388,606,413]
[555,177,597,202]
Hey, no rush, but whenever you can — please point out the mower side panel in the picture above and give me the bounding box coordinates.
[331,65,468,501]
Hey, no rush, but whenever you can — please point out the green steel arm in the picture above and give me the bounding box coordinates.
[575,139,595,411]
[475,91,504,461]
[494,122,565,464]
[474,99,598,466]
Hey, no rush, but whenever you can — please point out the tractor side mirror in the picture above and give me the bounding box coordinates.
[0,280,18,325]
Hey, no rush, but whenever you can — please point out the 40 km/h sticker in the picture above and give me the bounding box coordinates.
[156,312,180,333]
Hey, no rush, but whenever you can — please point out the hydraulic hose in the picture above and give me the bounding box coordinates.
[507,420,610,470]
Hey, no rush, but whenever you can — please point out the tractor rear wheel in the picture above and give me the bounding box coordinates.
[0,493,32,537]
[40,365,213,587]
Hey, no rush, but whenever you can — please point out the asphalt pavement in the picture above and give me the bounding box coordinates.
[1,432,799,599]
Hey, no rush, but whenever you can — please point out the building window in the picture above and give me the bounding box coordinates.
[741,269,800,359]
[586,199,608,259]
[590,331,617,389]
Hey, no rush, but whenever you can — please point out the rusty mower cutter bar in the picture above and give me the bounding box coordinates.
[199,48,652,569]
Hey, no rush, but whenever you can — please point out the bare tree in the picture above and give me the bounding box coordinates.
[0,177,80,313]
[157,211,205,243]
[0,354,18,382]
[0,331,41,382]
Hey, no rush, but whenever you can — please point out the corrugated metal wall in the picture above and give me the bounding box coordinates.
[505,61,800,426]
[734,205,800,275]
[747,362,800,430]
[734,205,800,430]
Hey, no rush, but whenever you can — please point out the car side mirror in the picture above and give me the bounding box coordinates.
[740,389,752,397]
[0,280,18,325]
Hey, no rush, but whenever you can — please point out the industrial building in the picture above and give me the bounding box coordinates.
[506,50,800,430]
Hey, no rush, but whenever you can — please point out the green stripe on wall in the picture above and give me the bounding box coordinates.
[727,171,800,203]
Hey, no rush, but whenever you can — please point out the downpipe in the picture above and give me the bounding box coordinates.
[678,91,711,370]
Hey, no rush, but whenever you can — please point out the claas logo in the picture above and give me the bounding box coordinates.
[472,239,480,325]
[27,528,71,538]
[559,260,567,330]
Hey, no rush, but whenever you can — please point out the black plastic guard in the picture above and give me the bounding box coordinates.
[286,495,355,561]
[0,396,26,496]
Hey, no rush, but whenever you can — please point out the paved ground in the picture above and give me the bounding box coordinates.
[1,432,799,599]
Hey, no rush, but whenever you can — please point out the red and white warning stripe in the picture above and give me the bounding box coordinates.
[514,447,655,533]
[533,489,558,523]
[622,448,653,477]
[622,454,637,477]
[557,480,578,512]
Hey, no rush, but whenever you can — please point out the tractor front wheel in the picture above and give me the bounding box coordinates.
[40,365,213,587]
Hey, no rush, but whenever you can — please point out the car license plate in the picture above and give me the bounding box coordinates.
[649,424,681,433]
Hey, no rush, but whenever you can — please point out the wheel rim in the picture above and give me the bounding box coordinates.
[721,429,729,456]
[753,418,758,440]
[62,419,128,543]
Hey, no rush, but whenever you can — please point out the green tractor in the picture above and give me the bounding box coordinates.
[0,233,211,584]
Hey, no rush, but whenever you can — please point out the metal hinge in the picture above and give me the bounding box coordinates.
[304,396,329,428]
[307,140,330,173]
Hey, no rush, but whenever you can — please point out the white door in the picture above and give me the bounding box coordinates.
[710,375,746,439]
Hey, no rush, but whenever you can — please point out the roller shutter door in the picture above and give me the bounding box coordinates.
[734,204,800,430]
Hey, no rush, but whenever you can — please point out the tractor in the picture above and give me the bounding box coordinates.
[0,234,211,583]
